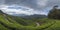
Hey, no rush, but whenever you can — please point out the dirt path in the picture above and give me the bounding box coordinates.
[36,22,40,27]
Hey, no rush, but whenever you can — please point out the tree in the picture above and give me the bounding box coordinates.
[48,5,60,19]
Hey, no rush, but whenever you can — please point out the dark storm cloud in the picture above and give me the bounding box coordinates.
[46,0,60,7]
[0,0,5,4]
[5,0,60,10]
[5,0,39,10]
[0,0,60,15]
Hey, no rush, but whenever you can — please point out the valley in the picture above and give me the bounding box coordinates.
[0,10,60,30]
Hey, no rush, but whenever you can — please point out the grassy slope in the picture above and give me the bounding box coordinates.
[6,15,37,26]
[45,19,60,30]
[0,13,60,30]
[0,14,23,30]
[0,24,9,30]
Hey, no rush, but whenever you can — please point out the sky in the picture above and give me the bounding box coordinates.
[0,0,60,15]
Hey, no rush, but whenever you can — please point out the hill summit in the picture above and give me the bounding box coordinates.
[0,10,4,14]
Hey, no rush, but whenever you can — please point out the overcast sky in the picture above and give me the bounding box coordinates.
[0,0,60,15]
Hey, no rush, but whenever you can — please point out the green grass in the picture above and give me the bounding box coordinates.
[45,19,60,30]
[0,24,9,30]
[0,14,60,30]
[0,14,23,30]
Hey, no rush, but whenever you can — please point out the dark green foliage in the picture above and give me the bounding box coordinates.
[48,5,60,19]
[0,10,4,14]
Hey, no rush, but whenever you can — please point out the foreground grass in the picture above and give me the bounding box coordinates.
[0,24,9,30]
[45,19,60,30]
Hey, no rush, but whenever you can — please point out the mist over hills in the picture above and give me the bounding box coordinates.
[7,11,47,20]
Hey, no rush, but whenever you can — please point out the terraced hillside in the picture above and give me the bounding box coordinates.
[0,10,60,30]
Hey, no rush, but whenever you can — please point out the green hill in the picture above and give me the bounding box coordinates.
[0,10,60,30]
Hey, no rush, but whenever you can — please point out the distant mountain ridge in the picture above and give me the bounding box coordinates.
[0,10,47,20]
[20,14,47,20]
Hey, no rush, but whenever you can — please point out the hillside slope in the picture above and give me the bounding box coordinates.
[0,10,60,30]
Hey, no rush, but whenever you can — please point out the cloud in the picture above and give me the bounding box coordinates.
[0,0,5,4]
[46,0,60,7]
[1,0,60,9]
[5,0,48,10]
[37,0,48,7]
[0,0,60,15]
[1,5,47,15]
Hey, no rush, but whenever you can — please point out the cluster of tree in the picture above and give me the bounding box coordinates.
[48,5,60,19]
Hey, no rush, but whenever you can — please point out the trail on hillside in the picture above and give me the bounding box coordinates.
[36,22,40,27]
[0,14,17,30]
[3,14,13,23]
[0,21,16,30]
[40,21,56,30]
